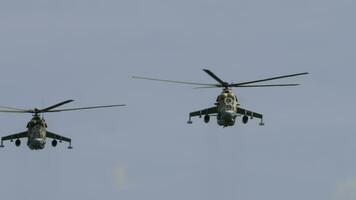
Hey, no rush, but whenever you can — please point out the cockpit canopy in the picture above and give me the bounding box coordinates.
[225,104,233,110]
[218,91,237,110]
[27,117,46,128]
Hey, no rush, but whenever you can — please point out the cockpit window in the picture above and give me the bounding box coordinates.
[33,124,41,131]
[225,105,233,110]
[225,97,233,105]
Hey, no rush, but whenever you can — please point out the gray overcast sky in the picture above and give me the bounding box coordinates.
[0,0,355,200]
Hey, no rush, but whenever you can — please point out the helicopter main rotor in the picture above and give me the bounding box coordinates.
[133,69,308,89]
[0,100,126,115]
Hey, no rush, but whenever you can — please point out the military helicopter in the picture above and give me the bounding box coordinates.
[0,100,125,149]
[133,69,308,127]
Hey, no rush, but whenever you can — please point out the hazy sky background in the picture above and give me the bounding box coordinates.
[0,0,355,200]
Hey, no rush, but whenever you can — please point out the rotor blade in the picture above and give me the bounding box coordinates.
[0,106,30,112]
[193,84,300,89]
[193,86,223,89]
[202,69,227,86]
[233,84,300,87]
[0,110,30,113]
[39,99,74,113]
[230,72,309,86]
[45,104,126,113]
[132,76,217,86]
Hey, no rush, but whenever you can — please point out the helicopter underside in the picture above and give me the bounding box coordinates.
[27,138,46,150]
[217,111,237,127]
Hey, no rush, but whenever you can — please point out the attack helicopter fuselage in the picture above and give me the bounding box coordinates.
[133,69,308,127]
[0,99,124,150]
[26,115,47,150]
[215,89,239,127]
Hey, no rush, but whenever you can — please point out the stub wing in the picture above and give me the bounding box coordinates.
[236,107,263,119]
[236,107,264,126]
[0,131,28,147]
[46,131,72,148]
[189,106,218,117]
[1,131,28,141]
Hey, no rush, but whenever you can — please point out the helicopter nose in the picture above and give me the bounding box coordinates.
[223,111,236,122]
[28,138,45,150]
[224,110,235,118]
[33,138,45,145]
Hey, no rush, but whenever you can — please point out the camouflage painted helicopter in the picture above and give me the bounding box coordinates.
[133,69,308,127]
[0,100,125,150]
